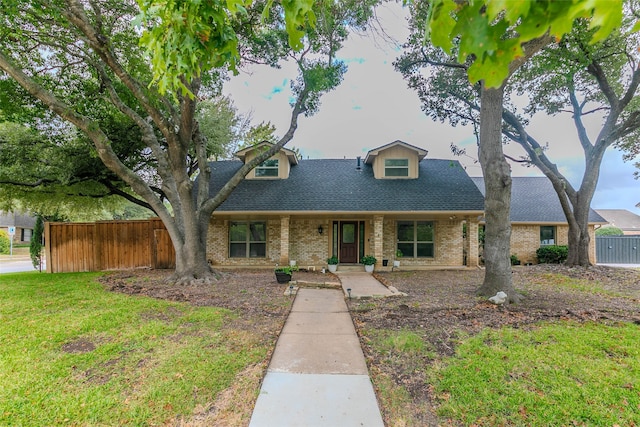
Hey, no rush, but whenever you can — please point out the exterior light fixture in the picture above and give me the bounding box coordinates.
[318,225,323,234]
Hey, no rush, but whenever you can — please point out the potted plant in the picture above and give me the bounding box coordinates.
[393,249,403,268]
[327,256,339,273]
[361,255,377,273]
[275,264,298,283]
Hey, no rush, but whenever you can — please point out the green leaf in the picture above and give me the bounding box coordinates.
[588,0,623,43]
[427,0,457,54]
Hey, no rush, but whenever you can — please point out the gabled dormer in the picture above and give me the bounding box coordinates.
[364,140,428,179]
[235,142,299,179]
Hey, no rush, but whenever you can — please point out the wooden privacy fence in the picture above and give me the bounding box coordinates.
[45,219,176,273]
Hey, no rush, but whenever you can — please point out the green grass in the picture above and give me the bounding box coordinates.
[429,321,640,426]
[0,272,267,426]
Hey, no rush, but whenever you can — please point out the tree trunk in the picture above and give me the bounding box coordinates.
[477,84,520,303]
[565,195,593,266]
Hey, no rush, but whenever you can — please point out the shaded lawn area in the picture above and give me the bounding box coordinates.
[351,265,640,426]
[0,271,295,426]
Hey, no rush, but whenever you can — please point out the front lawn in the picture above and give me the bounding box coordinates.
[0,272,272,426]
[352,265,640,426]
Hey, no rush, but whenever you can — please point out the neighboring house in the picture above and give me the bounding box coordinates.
[0,211,37,243]
[594,209,640,235]
[472,177,607,264]
[204,141,485,270]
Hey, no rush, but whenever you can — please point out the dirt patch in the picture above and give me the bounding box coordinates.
[350,264,640,426]
[61,339,96,354]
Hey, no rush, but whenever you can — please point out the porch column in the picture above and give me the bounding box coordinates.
[280,215,290,265]
[466,217,479,267]
[373,215,384,268]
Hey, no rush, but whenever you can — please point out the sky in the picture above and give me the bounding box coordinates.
[222,3,640,216]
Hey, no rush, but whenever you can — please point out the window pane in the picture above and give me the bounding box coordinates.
[256,159,279,177]
[229,243,246,257]
[397,243,414,258]
[416,222,433,241]
[255,168,279,177]
[342,224,355,244]
[249,243,266,258]
[385,159,408,167]
[249,222,266,241]
[385,167,409,177]
[385,159,409,177]
[540,226,555,245]
[230,223,247,242]
[417,243,434,257]
[397,222,414,241]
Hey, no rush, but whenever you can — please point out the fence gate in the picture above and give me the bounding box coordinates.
[596,236,640,264]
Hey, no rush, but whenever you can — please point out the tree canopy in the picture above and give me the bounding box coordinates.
[422,0,625,87]
[0,0,378,283]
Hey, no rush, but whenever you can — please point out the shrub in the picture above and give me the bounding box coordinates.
[30,215,44,269]
[596,226,624,236]
[0,230,9,254]
[510,254,521,265]
[536,245,568,264]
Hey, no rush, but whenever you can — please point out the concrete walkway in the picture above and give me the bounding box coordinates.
[249,286,385,427]
[336,271,405,298]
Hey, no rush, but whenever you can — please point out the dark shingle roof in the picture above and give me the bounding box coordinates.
[208,159,484,212]
[471,176,606,223]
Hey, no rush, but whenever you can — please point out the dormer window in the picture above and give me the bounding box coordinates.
[235,142,298,179]
[384,159,409,177]
[255,159,279,177]
[364,140,427,179]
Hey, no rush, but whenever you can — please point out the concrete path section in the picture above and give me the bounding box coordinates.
[249,288,384,427]
[336,271,403,298]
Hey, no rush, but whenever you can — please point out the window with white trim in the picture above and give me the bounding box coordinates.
[255,159,279,177]
[229,222,266,258]
[397,221,434,257]
[384,159,409,177]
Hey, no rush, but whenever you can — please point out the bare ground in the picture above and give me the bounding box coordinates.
[100,265,640,426]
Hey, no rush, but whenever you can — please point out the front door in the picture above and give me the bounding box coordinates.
[340,222,358,263]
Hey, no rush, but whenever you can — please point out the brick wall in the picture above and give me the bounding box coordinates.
[289,218,330,266]
[510,224,597,264]
[207,215,474,269]
[380,218,465,268]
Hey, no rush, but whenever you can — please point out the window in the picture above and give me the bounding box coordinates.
[540,226,556,246]
[397,221,434,258]
[384,159,409,177]
[21,228,32,242]
[255,159,279,177]
[229,222,266,258]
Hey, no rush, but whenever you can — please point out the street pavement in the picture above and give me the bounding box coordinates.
[0,256,45,274]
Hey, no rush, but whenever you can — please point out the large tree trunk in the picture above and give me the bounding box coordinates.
[477,84,520,303]
[565,189,593,267]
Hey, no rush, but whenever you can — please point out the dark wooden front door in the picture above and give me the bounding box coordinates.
[340,222,358,263]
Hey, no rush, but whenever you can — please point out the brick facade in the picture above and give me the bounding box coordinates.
[207,215,476,270]
[509,224,597,264]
